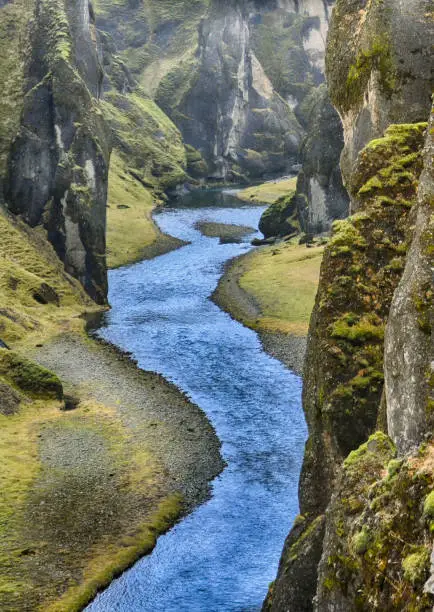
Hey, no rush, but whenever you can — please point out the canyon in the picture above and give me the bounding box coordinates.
[0,0,432,610]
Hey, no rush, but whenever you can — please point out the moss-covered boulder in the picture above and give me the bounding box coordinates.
[0,349,63,399]
[259,191,299,239]
[317,433,434,610]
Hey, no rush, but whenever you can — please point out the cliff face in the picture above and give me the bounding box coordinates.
[1,0,110,304]
[327,0,434,184]
[95,0,337,181]
[266,0,434,607]
[316,108,434,611]
[294,84,349,234]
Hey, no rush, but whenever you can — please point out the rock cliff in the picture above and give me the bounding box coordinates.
[265,1,434,608]
[1,0,111,304]
[294,85,349,234]
[327,0,434,184]
[94,0,337,181]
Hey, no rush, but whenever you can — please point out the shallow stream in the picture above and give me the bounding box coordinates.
[87,189,307,611]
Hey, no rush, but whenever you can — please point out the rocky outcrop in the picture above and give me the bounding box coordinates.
[316,431,434,611]
[294,85,349,234]
[327,0,434,185]
[2,0,110,304]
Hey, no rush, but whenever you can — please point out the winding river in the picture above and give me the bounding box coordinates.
[87,189,307,612]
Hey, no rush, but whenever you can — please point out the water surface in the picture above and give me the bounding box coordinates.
[88,190,307,611]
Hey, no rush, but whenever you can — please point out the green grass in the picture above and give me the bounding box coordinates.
[0,206,94,349]
[106,153,160,268]
[0,349,63,399]
[0,390,184,611]
[236,177,298,204]
[240,241,324,335]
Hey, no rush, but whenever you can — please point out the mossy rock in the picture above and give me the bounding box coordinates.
[0,349,63,399]
[402,548,431,586]
[259,192,299,238]
[317,436,434,610]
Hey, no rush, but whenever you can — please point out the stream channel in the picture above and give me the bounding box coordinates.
[87,188,307,611]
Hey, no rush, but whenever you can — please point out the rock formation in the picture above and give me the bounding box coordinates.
[327,0,434,184]
[265,0,434,606]
[94,0,338,182]
[2,0,111,304]
[294,84,349,234]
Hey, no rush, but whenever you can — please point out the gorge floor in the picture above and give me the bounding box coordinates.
[86,190,307,611]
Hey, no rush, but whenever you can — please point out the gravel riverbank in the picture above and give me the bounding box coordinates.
[13,333,224,610]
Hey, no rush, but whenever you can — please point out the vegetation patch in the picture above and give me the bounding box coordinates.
[320,434,433,609]
[214,241,324,337]
[0,349,62,400]
[106,153,184,268]
[236,177,298,205]
[194,221,255,244]
[0,206,94,348]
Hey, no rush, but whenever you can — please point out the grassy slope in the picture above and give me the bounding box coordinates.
[0,206,94,348]
[106,153,185,268]
[236,177,297,204]
[101,92,187,269]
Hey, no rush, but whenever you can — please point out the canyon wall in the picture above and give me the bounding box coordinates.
[1,0,111,304]
[95,0,339,183]
[265,1,434,609]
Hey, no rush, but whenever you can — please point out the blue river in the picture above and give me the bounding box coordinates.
[87,189,307,611]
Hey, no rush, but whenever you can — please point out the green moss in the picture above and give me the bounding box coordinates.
[344,432,396,472]
[258,191,298,238]
[331,313,384,344]
[352,528,371,555]
[423,491,434,519]
[402,548,430,585]
[345,37,396,112]
[386,458,403,479]
[102,92,186,192]
[0,349,63,399]
[329,219,367,255]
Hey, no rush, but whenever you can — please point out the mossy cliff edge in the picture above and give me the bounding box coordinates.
[264,0,434,608]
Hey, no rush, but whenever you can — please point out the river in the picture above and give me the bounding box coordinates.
[87,189,307,612]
